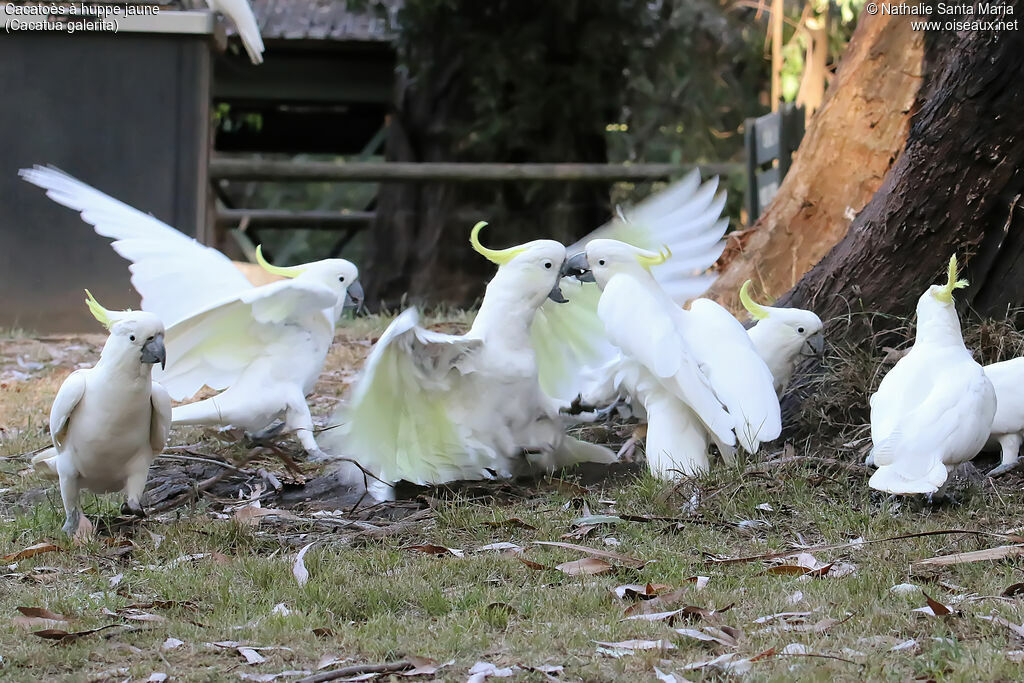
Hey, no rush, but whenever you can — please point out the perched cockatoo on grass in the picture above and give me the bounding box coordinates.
[20,165,363,459]
[34,292,170,537]
[564,240,781,478]
[322,223,615,500]
[982,358,1024,477]
[738,281,825,396]
[867,256,997,495]
[205,0,265,64]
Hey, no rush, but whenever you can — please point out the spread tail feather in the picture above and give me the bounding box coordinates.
[869,460,948,494]
[31,447,59,478]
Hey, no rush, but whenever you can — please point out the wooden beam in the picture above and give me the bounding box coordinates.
[216,208,375,230]
[209,159,741,183]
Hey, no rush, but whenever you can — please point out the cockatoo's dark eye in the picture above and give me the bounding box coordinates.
[797,327,805,334]
[129,335,136,342]
[338,276,345,283]
[598,259,606,266]
[147,336,154,342]
[543,261,552,269]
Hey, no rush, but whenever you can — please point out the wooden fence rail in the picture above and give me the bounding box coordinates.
[209,159,743,183]
[216,208,375,230]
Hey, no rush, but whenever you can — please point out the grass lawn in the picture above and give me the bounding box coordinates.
[3,314,1024,682]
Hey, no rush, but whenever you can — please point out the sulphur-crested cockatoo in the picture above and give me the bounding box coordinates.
[20,165,362,458]
[868,256,996,494]
[564,239,781,478]
[738,281,824,396]
[982,358,1024,477]
[37,292,170,536]
[530,170,730,404]
[205,0,265,64]
[322,223,615,499]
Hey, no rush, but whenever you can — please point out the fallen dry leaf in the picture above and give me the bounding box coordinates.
[675,626,741,648]
[147,674,167,682]
[238,646,266,665]
[913,593,954,617]
[401,655,452,677]
[913,544,1024,569]
[518,558,553,571]
[475,542,522,553]
[532,541,646,569]
[483,518,537,530]
[681,652,754,674]
[162,637,185,651]
[556,557,613,576]
[238,672,311,682]
[234,504,300,526]
[595,639,676,656]
[32,623,119,643]
[1,542,60,563]
[979,615,1024,640]
[293,542,315,587]
[402,544,464,557]
[612,583,671,600]
[467,661,519,682]
[1003,583,1024,597]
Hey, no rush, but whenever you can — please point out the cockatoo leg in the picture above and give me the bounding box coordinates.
[616,423,649,462]
[120,461,150,518]
[989,433,1022,477]
[249,421,286,443]
[283,395,327,460]
[58,473,83,537]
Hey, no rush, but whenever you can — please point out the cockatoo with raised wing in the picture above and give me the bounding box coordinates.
[20,165,363,458]
[34,292,170,537]
[564,240,780,478]
[530,170,730,403]
[980,358,1024,477]
[867,256,996,495]
[322,223,615,500]
[205,0,265,65]
[738,281,825,396]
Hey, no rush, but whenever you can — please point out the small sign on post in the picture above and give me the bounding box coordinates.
[744,103,805,222]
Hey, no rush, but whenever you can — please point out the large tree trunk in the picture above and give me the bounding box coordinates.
[707,12,925,309]
[780,6,1024,337]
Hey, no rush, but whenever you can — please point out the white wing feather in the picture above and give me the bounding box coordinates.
[149,382,173,453]
[207,0,265,64]
[534,171,729,400]
[597,274,735,447]
[19,165,253,328]
[685,299,781,452]
[50,370,88,449]
[158,280,337,400]
[324,309,488,485]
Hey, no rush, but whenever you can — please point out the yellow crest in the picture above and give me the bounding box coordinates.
[739,280,770,320]
[255,244,306,278]
[933,254,969,303]
[470,221,527,266]
[635,244,672,268]
[84,289,116,330]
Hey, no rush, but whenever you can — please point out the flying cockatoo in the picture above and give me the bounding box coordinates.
[322,223,615,500]
[36,292,170,536]
[981,358,1024,477]
[20,165,363,458]
[867,256,997,495]
[205,0,265,64]
[738,281,825,396]
[564,239,781,478]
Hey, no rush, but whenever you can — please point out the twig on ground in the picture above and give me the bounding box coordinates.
[158,453,254,476]
[747,455,873,476]
[296,660,412,683]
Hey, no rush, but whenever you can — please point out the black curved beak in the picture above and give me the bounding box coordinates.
[141,333,166,370]
[564,252,595,283]
[344,280,365,313]
[801,331,825,356]
[548,278,568,304]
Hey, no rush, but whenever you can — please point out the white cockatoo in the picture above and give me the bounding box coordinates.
[322,223,615,500]
[37,292,171,536]
[20,165,362,458]
[982,358,1024,477]
[738,281,825,396]
[530,170,730,404]
[205,0,265,64]
[563,239,781,478]
[867,256,997,495]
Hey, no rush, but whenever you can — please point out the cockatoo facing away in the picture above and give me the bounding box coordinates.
[42,292,171,536]
[868,256,997,495]
[322,223,615,500]
[20,165,363,459]
[739,281,825,396]
[205,0,265,64]
[982,358,1024,477]
[565,239,781,478]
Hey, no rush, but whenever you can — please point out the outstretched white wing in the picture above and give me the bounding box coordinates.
[206,0,265,65]
[324,309,488,486]
[533,170,729,401]
[159,279,337,400]
[685,299,781,453]
[20,165,253,328]
[598,274,735,447]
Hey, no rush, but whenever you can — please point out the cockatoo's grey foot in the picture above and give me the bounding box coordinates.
[989,461,1019,478]
[62,509,81,536]
[306,447,335,463]
[561,395,597,416]
[950,461,984,484]
[120,500,146,518]
[248,422,286,444]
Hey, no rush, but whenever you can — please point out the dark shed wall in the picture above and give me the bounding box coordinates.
[0,31,211,332]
